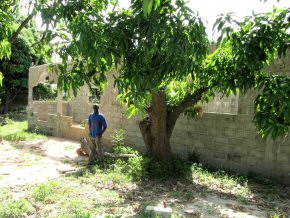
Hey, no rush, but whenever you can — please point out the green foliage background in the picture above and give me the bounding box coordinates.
[44,0,290,139]
[0,0,289,141]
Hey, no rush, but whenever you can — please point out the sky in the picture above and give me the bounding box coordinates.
[22,0,289,29]
[117,0,289,33]
[188,0,290,38]
[24,0,289,39]
[19,0,289,62]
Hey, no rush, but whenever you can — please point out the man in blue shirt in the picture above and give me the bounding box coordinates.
[88,104,107,165]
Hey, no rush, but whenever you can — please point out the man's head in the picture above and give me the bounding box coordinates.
[93,104,99,113]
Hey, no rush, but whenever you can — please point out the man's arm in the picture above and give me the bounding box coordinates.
[88,115,91,135]
[101,116,108,136]
[101,127,107,135]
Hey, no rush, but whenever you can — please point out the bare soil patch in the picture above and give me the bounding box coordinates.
[0,137,86,187]
[0,137,289,217]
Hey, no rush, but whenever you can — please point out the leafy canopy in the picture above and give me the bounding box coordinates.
[46,0,209,112]
[0,0,52,108]
[38,0,290,139]
[0,0,19,84]
[0,0,17,59]
[208,7,290,138]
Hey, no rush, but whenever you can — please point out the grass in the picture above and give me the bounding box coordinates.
[0,199,33,218]
[0,120,46,141]
[190,163,250,200]
[59,201,94,218]
[32,181,62,202]
[0,188,12,201]
[64,144,77,150]
[0,163,288,217]
[0,121,288,217]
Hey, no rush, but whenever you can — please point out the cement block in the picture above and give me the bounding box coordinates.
[212,151,227,160]
[224,129,236,137]
[227,154,242,163]
[192,140,204,148]
[213,137,229,145]
[249,150,263,159]
[280,145,290,153]
[277,154,289,163]
[145,206,172,217]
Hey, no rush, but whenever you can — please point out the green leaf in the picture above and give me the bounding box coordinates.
[154,0,161,10]
[143,0,153,16]
[0,72,3,86]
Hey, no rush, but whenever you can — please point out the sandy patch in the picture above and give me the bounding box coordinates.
[0,137,87,187]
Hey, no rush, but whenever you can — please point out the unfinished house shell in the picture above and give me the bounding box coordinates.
[27,64,108,144]
[28,61,290,184]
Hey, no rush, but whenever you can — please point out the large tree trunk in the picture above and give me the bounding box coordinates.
[138,88,208,160]
[3,90,20,115]
[139,91,172,160]
[3,91,11,115]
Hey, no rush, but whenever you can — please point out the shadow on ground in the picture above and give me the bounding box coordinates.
[3,136,290,217]
[67,161,290,217]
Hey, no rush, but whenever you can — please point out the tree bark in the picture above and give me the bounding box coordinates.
[167,87,208,138]
[139,90,172,160]
[3,89,21,115]
[138,87,208,160]
[3,91,11,115]
[9,12,35,44]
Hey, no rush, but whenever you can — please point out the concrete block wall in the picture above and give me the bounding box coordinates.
[99,71,290,184]
[204,93,239,114]
[30,101,57,121]
[58,116,88,141]
[30,101,73,120]
[28,112,58,136]
[99,76,125,150]
[28,111,91,142]
[27,58,290,184]
[71,85,95,123]
[62,102,72,117]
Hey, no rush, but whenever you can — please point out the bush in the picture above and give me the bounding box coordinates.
[0,199,32,218]
[33,83,57,101]
[32,181,60,202]
[111,129,138,155]
[111,129,125,147]
[108,152,191,181]
[109,129,192,181]
[145,156,191,180]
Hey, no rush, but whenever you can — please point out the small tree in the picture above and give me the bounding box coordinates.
[0,0,53,113]
[46,0,289,160]
[0,24,51,114]
[0,38,31,114]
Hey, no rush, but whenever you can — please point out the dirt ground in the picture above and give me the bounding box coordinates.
[0,137,86,187]
[0,137,289,217]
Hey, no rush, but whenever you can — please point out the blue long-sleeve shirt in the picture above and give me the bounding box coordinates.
[88,112,107,137]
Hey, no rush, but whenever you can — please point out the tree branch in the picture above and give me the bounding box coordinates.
[166,87,208,137]
[31,32,46,48]
[9,12,36,43]
[7,88,22,105]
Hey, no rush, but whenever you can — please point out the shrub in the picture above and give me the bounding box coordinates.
[0,199,32,218]
[111,129,138,155]
[109,152,191,181]
[145,156,191,180]
[111,129,125,147]
[32,181,60,202]
[109,129,192,181]
[33,83,57,101]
